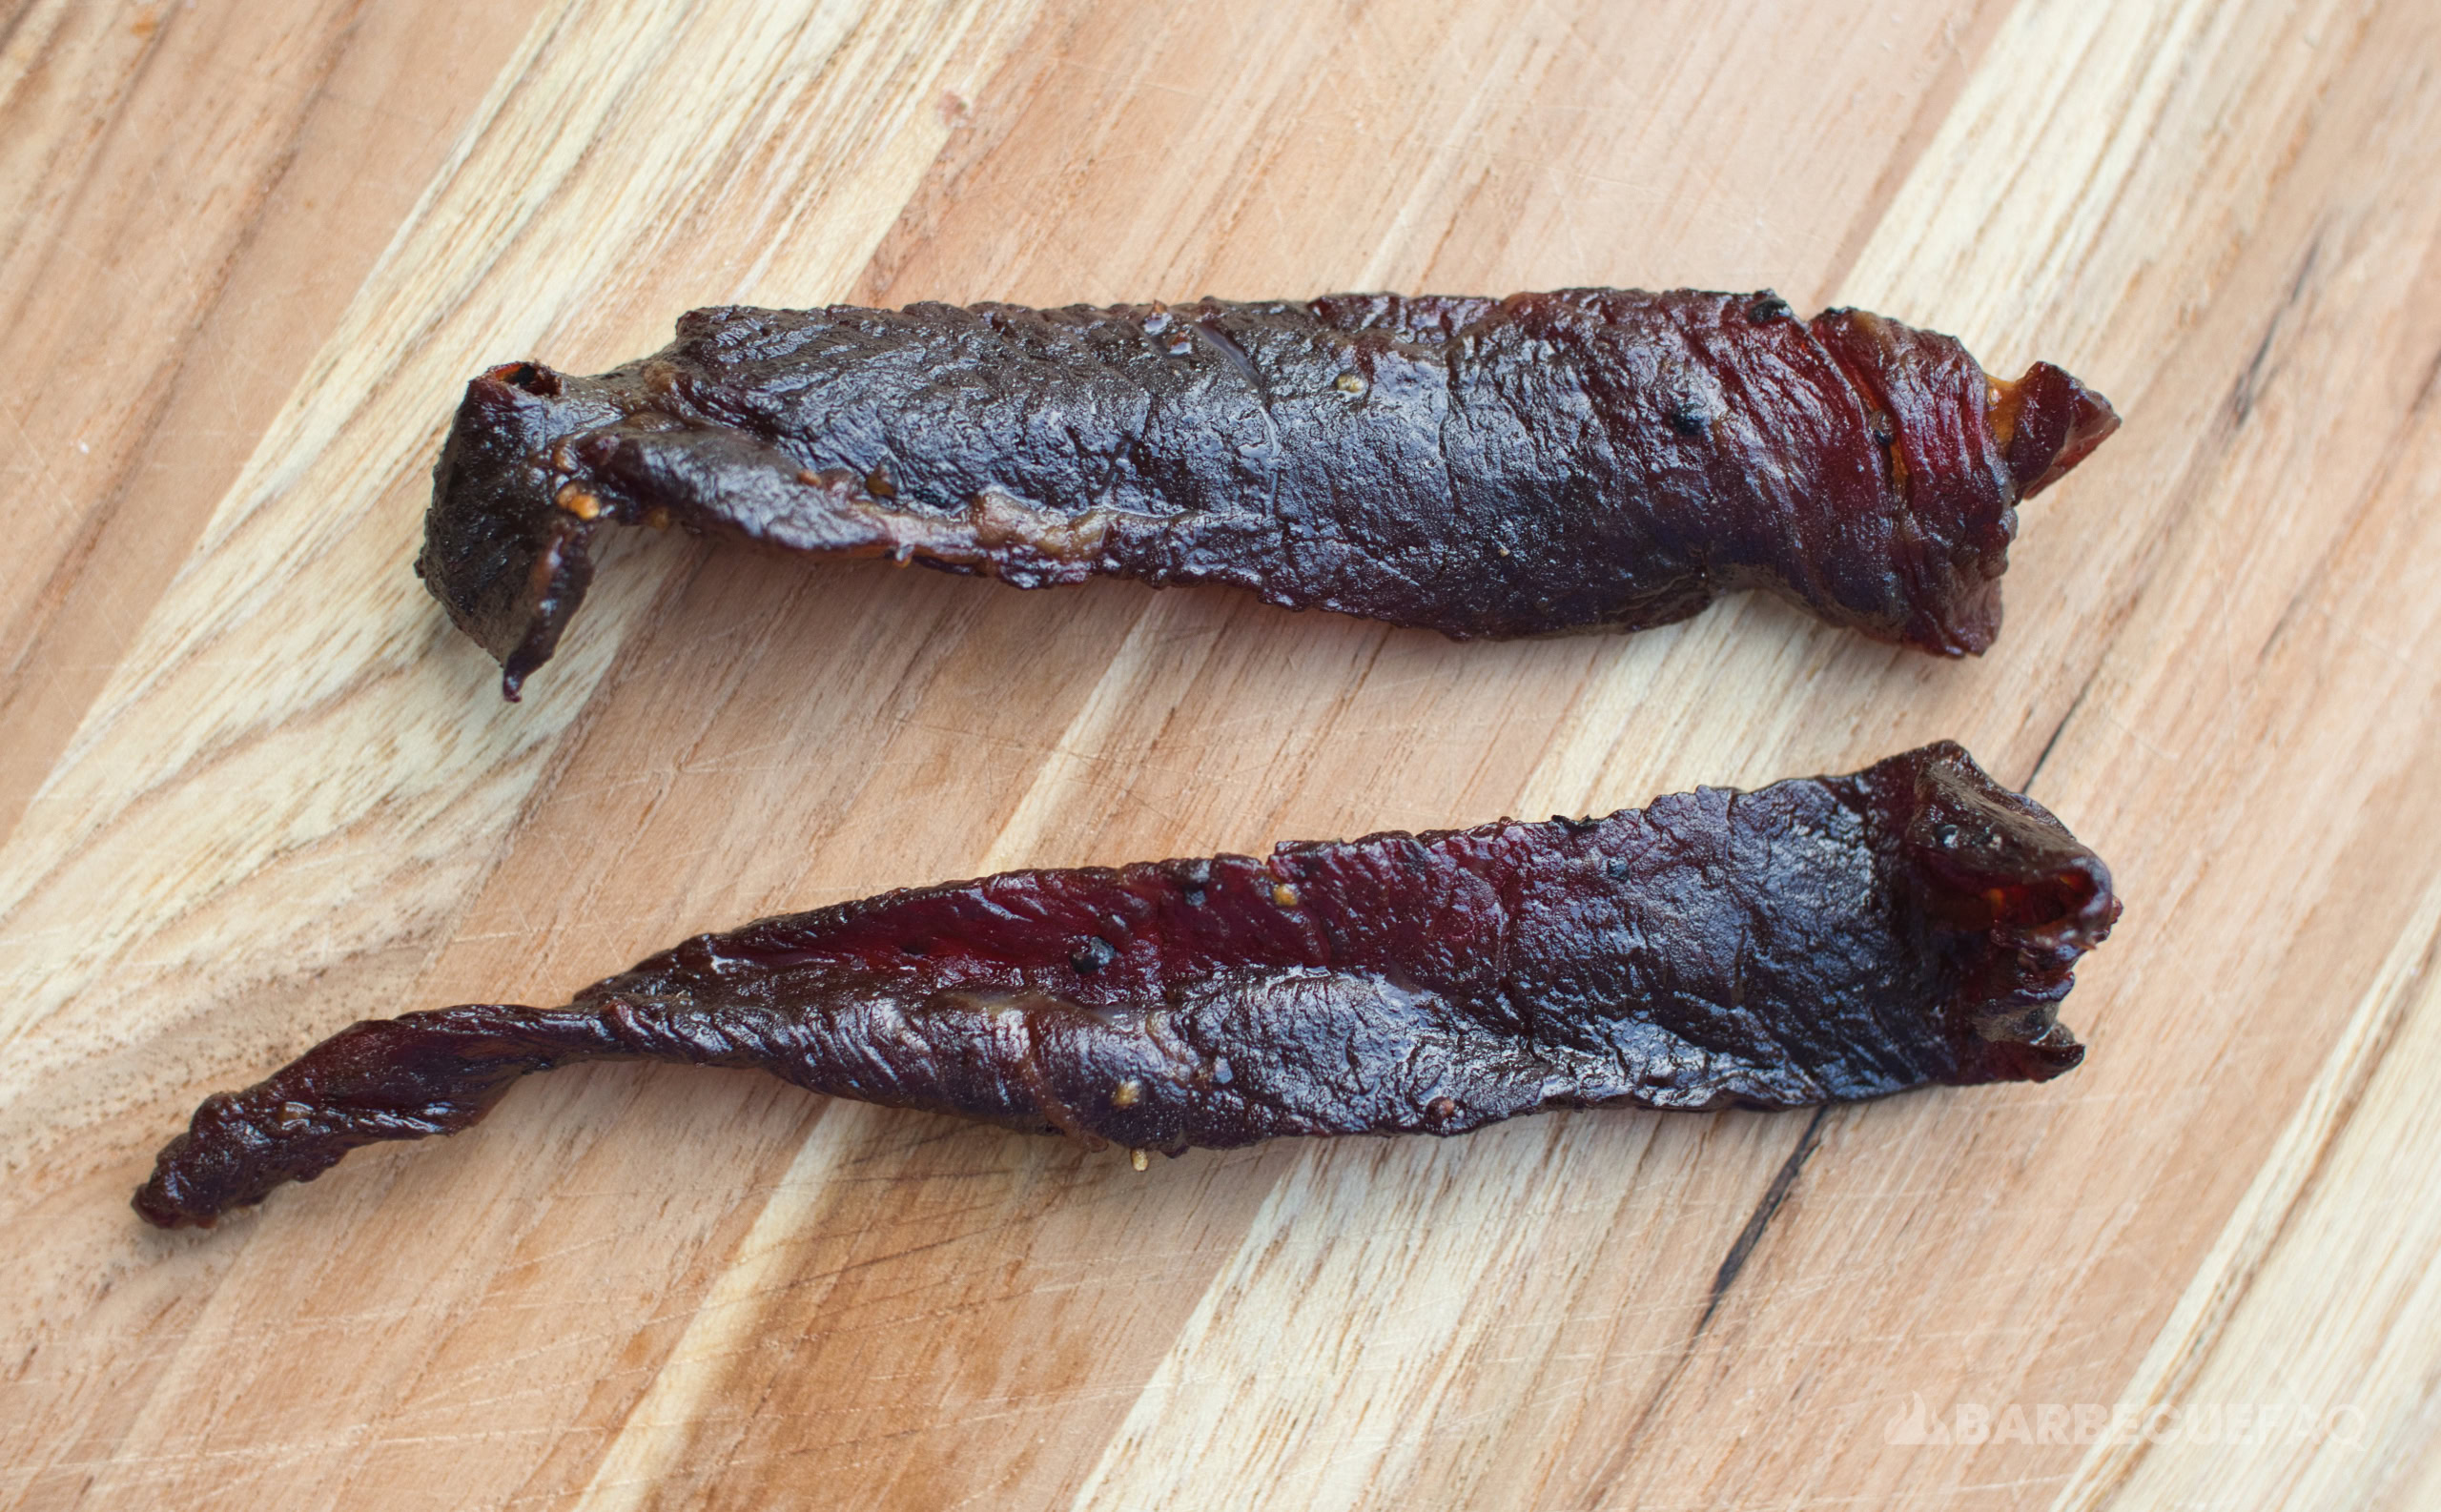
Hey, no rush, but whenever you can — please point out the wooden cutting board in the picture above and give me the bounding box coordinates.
[5,1,2438,1507]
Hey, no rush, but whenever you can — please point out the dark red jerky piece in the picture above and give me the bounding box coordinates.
[416,290,2119,698]
[134,742,2119,1229]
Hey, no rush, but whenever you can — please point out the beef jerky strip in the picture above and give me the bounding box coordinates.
[419,290,2119,698]
[135,742,2117,1229]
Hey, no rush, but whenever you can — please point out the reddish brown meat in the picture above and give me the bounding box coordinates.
[135,742,2117,1229]
[418,291,2118,697]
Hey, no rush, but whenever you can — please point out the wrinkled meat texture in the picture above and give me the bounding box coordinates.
[417,290,2119,697]
[136,742,2118,1229]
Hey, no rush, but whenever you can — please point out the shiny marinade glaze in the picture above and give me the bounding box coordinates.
[418,290,2119,698]
[136,742,2119,1229]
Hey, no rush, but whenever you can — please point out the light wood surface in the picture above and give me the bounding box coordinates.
[4,1,2437,1506]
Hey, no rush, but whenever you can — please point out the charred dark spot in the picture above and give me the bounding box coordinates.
[1071,938,1118,974]
[1747,294,1794,324]
[1553,814,1601,833]
[899,940,930,957]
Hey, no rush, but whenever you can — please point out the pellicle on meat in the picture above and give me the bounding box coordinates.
[136,743,2118,1229]
[417,290,2118,698]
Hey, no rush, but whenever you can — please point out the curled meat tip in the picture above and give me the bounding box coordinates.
[414,363,600,701]
[1992,360,2122,501]
[133,1007,594,1229]
[1868,741,2121,1086]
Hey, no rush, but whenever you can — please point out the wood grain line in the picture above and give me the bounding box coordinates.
[0,0,1046,1501]
[2050,868,2441,1508]
[1063,1116,1715,1512]
[0,0,1034,1109]
[8,0,2440,1504]
[0,0,530,843]
[972,596,1196,875]
[573,1103,868,1511]
[1698,1105,1829,1330]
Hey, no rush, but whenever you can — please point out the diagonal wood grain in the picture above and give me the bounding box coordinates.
[2056,863,2441,1508]
[0,0,1041,1503]
[1006,2,2441,1506]
[442,7,2047,1507]
[0,0,559,843]
[2,0,2438,1508]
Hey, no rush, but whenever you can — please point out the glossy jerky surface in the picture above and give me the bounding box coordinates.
[418,290,2120,697]
[136,743,2119,1229]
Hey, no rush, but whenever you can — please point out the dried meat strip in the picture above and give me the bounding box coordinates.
[419,290,2118,698]
[135,742,2117,1229]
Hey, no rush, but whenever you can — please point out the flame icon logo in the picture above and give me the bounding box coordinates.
[1884,1393,1950,1445]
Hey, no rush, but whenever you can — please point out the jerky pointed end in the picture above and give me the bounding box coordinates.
[133,1007,609,1228]
[1994,360,2121,500]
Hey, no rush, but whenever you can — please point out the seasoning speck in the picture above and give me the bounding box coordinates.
[1271,882,1301,908]
[1112,1078,1143,1109]
[1131,1149,1149,1172]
